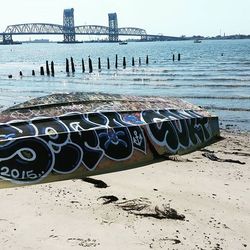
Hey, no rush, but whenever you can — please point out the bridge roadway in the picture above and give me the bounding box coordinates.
[0,23,176,41]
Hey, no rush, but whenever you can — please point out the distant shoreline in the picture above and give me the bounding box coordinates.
[2,35,250,45]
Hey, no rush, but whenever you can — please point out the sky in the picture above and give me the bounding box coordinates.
[0,0,250,37]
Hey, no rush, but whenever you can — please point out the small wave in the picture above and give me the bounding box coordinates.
[202,106,250,112]
[150,78,250,82]
[206,77,250,81]
[220,119,250,123]
[133,78,151,82]
[219,62,250,66]
[216,69,250,72]
[181,96,250,100]
[190,74,210,77]
[175,84,250,88]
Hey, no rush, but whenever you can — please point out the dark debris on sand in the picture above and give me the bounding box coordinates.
[134,204,185,221]
[98,196,119,205]
[82,177,109,188]
[202,152,245,165]
[99,196,186,221]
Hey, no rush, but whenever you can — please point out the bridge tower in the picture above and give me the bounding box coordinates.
[63,8,76,43]
[108,13,119,42]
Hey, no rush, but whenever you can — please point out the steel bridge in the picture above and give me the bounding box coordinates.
[0,23,149,44]
[0,10,176,44]
[3,23,147,36]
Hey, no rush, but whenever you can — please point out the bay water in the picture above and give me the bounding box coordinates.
[0,39,249,131]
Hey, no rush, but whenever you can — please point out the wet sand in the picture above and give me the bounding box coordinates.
[0,129,249,250]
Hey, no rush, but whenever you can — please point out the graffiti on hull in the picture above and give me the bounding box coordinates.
[0,109,219,184]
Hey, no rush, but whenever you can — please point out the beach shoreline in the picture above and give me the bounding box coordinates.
[0,128,249,250]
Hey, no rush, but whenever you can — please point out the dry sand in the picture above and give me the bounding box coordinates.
[0,129,249,250]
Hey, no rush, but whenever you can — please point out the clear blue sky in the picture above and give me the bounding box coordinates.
[0,0,250,36]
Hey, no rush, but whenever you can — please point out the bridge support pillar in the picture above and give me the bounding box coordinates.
[108,13,119,42]
[63,34,76,43]
[1,34,13,44]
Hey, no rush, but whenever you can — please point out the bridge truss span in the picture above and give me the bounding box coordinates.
[4,23,147,37]
[75,25,109,35]
[118,27,147,36]
[5,23,64,35]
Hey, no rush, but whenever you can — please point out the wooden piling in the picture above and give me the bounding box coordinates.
[132,57,135,66]
[172,54,175,61]
[32,70,35,76]
[139,57,141,66]
[46,61,50,76]
[51,61,55,77]
[115,54,118,69]
[71,57,75,73]
[40,66,45,76]
[19,71,23,77]
[123,57,126,69]
[107,57,110,69]
[98,57,101,71]
[82,59,85,73]
[66,58,69,73]
[88,57,93,73]
[178,53,181,61]
[146,55,149,65]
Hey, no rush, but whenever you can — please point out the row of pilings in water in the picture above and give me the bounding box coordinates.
[11,55,150,78]
[8,53,182,78]
[44,55,149,76]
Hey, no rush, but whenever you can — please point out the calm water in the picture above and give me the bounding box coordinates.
[0,39,250,131]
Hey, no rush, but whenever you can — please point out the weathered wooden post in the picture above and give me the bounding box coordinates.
[51,61,55,77]
[46,61,50,76]
[98,57,101,71]
[88,57,93,73]
[8,75,12,79]
[132,57,135,66]
[146,55,149,65]
[19,71,23,77]
[172,54,175,61]
[178,53,181,61]
[66,58,69,74]
[71,57,75,73]
[115,54,118,69]
[107,57,110,69]
[82,59,85,73]
[123,57,126,69]
[32,70,35,76]
[40,66,45,76]
[139,57,141,66]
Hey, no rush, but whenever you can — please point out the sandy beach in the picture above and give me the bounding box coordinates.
[0,129,249,250]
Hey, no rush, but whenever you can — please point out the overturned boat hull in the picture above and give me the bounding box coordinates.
[0,92,220,188]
